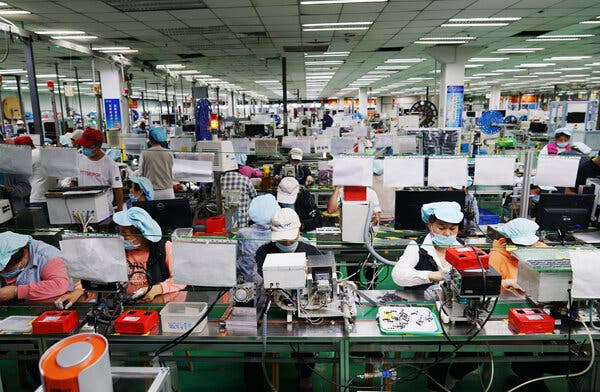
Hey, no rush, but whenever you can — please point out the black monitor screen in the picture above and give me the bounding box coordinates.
[566,112,586,123]
[244,124,268,137]
[498,110,506,117]
[394,190,465,230]
[182,124,195,133]
[529,122,548,133]
[133,198,192,234]
[466,111,476,118]
[535,194,595,231]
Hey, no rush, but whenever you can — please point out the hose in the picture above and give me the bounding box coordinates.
[363,201,397,266]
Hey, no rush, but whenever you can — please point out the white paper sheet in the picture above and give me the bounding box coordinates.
[40,146,79,177]
[569,249,600,299]
[282,136,312,154]
[173,152,214,183]
[314,136,331,153]
[169,137,195,152]
[59,236,128,283]
[333,156,373,186]
[535,156,580,187]
[383,156,425,188]
[330,137,356,154]
[474,155,516,186]
[427,157,468,187]
[323,127,339,137]
[374,134,393,148]
[0,144,32,175]
[231,137,254,153]
[392,135,418,154]
[351,125,368,138]
[172,240,237,287]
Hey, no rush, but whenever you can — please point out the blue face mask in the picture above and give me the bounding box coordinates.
[81,147,94,157]
[1,267,24,279]
[276,241,299,252]
[123,240,140,250]
[431,234,457,247]
[556,142,569,148]
[531,195,540,203]
[280,203,295,209]
[129,193,138,202]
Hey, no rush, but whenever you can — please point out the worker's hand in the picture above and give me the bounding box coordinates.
[0,185,12,194]
[306,175,315,186]
[139,285,163,303]
[502,279,525,295]
[372,212,381,225]
[55,288,85,309]
[428,271,445,282]
[0,285,17,302]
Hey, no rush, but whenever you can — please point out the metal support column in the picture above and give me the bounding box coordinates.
[54,63,65,132]
[143,80,148,118]
[23,36,43,136]
[216,86,220,118]
[282,56,288,136]
[14,75,27,128]
[95,70,104,131]
[74,67,84,126]
[520,150,533,218]
[242,93,246,118]
[164,79,170,123]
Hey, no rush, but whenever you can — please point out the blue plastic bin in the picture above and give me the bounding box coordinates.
[478,208,500,225]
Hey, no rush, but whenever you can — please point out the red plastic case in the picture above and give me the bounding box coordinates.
[445,247,489,270]
[508,308,555,334]
[32,310,79,334]
[114,310,159,335]
[343,186,367,202]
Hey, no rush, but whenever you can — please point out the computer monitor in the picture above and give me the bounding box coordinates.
[466,111,476,118]
[566,112,586,124]
[182,124,195,134]
[394,190,466,230]
[535,193,595,231]
[529,122,548,133]
[244,123,269,137]
[133,198,192,234]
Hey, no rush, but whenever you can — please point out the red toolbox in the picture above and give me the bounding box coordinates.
[114,310,159,335]
[508,308,555,334]
[32,310,79,334]
[446,247,489,270]
[343,186,367,202]
[206,215,226,233]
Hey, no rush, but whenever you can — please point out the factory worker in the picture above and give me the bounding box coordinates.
[254,208,320,392]
[539,127,572,156]
[327,185,382,224]
[70,129,83,148]
[0,232,72,302]
[56,207,185,307]
[489,218,546,294]
[128,176,154,207]
[273,147,314,186]
[137,127,175,200]
[575,151,600,187]
[71,128,124,212]
[0,133,31,212]
[236,153,262,179]
[277,177,322,232]
[221,159,257,228]
[322,110,334,129]
[236,194,280,283]
[391,202,464,289]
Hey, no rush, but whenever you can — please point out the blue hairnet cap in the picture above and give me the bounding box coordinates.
[554,127,572,137]
[248,194,280,225]
[373,159,384,176]
[106,148,121,161]
[113,207,162,242]
[0,232,31,270]
[421,202,464,224]
[129,176,154,200]
[496,218,539,246]
[236,153,248,166]
[149,127,168,142]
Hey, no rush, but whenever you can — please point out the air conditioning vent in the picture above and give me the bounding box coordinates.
[105,0,207,12]
[284,45,329,53]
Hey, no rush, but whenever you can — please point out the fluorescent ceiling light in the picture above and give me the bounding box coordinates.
[304,52,349,57]
[305,67,339,71]
[447,17,521,22]
[255,80,280,83]
[563,74,589,78]
[302,22,372,27]
[513,75,538,78]
[491,69,525,73]
[544,56,592,61]
[51,35,97,40]
[532,71,562,75]
[36,30,85,35]
[469,57,509,62]
[37,74,66,78]
[441,22,510,27]
[305,61,344,65]
[367,70,397,74]
[303,26,369,31]
[0,68,26,74]
[0,10,30,15]
[465,64,483,68]
[518,63,554,68]
[407,77,432,81]
[496,47,544,53]
[385,58,426,63]
[100,49,138,53]
[580,20,600,24]
[419,36,476,41]
[171,70,202,75]
[94,46,130,50]
[376,65,409,70]
[156,64,185,69]
[415,40,468,45]
[0,2,7,6]
[557,67,590,71]
[536,34,594,38]
[473,73,498,76]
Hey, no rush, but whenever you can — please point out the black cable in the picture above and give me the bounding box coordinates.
[153,289,227,357]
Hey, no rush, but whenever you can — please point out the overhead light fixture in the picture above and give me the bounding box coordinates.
[491,69,526,73]
[385,58,426,63]
[527,34,594,42]
[441,18,519,27]
[0,10,30,15]
[517,63,555,68]
[0,68,26,74]
[447,17,521,22]
[376,65,409,70]
[407,77,432,81]
[469,57,510,62]
[465,64,483,68]
[302,22,372,31]
[100,49,139,54]
[255,80,280,83]
[51,35,97,40]
[156,64,185,69]
[416,40,469,45]
[496,47,544,53]
[36,30,85,35]
[544,56,592,61]
[301,0,387,4]
[532,71,562,75]
[563,74,589,78]
[557,67,590,71]
[367,70,397,74]
[305,60,344,65]
[304,52,349,57]
[419,36,476,41]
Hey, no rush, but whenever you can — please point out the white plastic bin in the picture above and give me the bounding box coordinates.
[160,302,208,334]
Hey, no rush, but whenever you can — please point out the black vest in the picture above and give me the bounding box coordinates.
[412,236,463,290]
[146,239,170,285]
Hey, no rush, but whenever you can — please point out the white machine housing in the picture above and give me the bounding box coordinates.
[195,140,238,172]
[46,188,112,225]
[342,202,369,243]
[263,252,307,290]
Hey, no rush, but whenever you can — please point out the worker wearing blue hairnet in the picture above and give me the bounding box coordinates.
[56,207,185,307]
[137,126,175,200]
[235,194,280,282]
[540,127,572,156]
[0,231,72,302]
[128,176,154,208]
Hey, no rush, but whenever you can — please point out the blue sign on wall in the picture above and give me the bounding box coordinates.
[445,85,464,128]
[104,98,122,129]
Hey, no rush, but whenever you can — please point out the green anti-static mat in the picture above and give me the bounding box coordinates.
[377,306,442,335]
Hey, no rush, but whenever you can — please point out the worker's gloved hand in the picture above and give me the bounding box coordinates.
[442,271,451,282]
[502,279,525,295]
[424,284,441,301]
[130,287,147,300]
[54,289,85,310]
